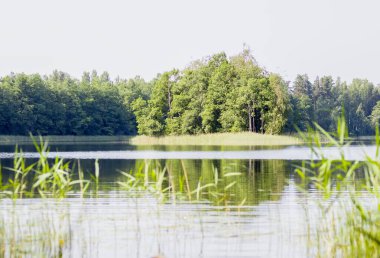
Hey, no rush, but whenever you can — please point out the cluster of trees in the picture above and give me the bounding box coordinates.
[288,75,380,136]
[0,71,150,135]
[1,48,380,136]
[133,49,289,136]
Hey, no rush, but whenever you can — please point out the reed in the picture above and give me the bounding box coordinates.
[296,115,380,257]
[0,135,90,199]
[129,132,301,146]
[0,201,73,257]
[116,160,246,206]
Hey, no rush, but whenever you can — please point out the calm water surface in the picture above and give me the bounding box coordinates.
[0,141,372,257]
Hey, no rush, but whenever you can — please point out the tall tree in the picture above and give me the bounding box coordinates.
[291,74,313,130]
[313,76,334,130]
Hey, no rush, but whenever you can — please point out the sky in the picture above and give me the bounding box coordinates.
[0,0,379,84]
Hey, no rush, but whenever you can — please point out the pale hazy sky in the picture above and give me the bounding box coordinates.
[1,0,379,84]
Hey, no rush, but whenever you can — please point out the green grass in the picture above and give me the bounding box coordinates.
[129,132,302,146]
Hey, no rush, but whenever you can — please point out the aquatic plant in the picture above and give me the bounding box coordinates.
[0,135,90,199]
[0,199,89,257]
[117,159,247,206]
[296,116,380,257]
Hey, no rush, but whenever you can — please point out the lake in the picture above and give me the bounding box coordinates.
[0,141,375,257]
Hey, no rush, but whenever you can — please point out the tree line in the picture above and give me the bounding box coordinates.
[0,71,151,135]
[288,75,380,136]
[1,49,380,136]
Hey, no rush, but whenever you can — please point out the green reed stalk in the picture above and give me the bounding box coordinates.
[296,114,380,257]
[180,160,192,201]
[0,135,91,199]
[95,159,99,194]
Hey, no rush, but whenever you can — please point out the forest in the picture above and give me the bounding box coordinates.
[0,49,379,136]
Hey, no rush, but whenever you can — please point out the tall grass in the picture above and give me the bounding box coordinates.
[296,116,380,257]
[129,132,301,146]
[116,160,247,206]
[0,136,90,199]
[0,136,95,256]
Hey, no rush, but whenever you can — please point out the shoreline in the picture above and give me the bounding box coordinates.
[0,133,301,146]
[129,132,302,146]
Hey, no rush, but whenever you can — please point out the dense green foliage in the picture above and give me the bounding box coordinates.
[1,49,380,136]
[133,49,290,136]
[288,75,380,135]
[0,71,151,135]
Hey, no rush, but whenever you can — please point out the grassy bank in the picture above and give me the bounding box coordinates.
[129,132,302,146]
[0,133,302,146]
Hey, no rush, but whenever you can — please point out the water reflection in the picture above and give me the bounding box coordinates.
[0,142,286,153]
[0,185,314,258]
[88,158,288,206]
[1,158,290,206]
[0,142,312,257]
